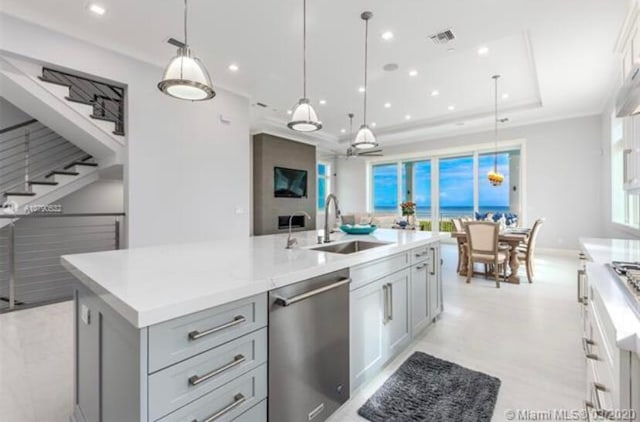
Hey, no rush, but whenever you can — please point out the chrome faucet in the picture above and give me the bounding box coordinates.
[324,194,340,243]
[286,211,311,249]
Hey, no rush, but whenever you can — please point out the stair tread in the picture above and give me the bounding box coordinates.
[89,114,118,123]
[64,162,98,170]
[4,191,36,197]
[38,76,71,88]
[45,170,80,178]
[65,96,95,106]
[28,181,59,186]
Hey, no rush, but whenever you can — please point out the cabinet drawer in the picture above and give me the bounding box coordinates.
[149,294,268,372]
[411,245,430,265]
[351,252,410,290]
[157,364,267,422]
[149,328,267,421]
[233,400,266,422]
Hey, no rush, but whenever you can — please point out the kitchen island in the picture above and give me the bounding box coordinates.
[578,238,640,418]
[62,229,445,422]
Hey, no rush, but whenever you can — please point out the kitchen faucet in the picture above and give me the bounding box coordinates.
[286,211,312,249]
[324,194,340,243]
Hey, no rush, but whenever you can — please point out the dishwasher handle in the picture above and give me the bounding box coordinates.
[274,278,351,307]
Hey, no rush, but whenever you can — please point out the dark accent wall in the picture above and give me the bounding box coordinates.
[253,133,316,235]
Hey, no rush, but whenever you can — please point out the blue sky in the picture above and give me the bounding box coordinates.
[373,153,510,210]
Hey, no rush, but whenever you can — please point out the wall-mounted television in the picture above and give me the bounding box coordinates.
[274,167,308,198]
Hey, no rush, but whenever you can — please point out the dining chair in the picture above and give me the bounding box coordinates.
[517,218,545,283]
[452,218,466,273]
[464,221,508,288]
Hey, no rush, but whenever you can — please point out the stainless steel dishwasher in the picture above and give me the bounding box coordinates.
[269,269,350,422]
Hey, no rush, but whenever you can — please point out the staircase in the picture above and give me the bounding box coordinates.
[0,55,125,162]
[0,118,100,227]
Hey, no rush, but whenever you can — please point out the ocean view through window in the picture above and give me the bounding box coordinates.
[369,145,522,225]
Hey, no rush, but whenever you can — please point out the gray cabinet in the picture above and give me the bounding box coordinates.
[428,244,443,320]
[72,286,267,422]
[350,277,386,391]
[384,269,411,357]
[410,259,430,335]
[350,243,442,393]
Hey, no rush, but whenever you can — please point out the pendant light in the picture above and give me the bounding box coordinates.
[158,0,215,101]
[487,74,505,186]
[352,11,378,150]
[287,0,322,132]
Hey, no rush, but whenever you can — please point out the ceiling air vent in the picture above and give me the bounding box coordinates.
[429,29,456,45]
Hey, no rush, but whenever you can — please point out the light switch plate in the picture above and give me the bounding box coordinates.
[81,304,91,325]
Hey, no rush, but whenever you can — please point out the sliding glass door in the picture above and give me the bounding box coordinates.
[402,160,432,218]
[372,163,398,214]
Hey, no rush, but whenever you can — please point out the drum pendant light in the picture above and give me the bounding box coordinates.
[352,12,378,150]
[158,0,216,101]
[487,75,505,186]
[287,0,322,132]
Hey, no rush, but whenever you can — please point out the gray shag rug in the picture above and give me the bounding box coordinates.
[358,352,501,422]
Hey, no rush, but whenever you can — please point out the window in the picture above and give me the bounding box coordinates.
[439,156,474,218]
[402,161,432,217]
[317,162,331,210]
[611,114,639,229]
[372,163,398,213]
[478,151,516,214]
[369,145,523,231]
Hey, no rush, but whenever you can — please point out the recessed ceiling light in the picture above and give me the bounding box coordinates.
[431,90,440,97]
[340,129,346,134]
[319,99,327,105]
[286,110,292,115]
[381,31,394,41]
[448,105,455,111]
[409,69,418,77]
[228,63,239,72]
[358,86,366,93]
[502,93,509,99]
[405,115,412,120]
[384,102,391,109]
[477,46,489,56]
[87,3,107,16]
[371,122,377,128]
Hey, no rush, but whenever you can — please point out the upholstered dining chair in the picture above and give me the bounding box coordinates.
[517,218,545,283]
[464,221,509,288]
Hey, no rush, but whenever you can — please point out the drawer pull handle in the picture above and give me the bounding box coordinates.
[382,284,389,324]
[582,337,599,360]
[584,400,594,422]
[274,278,351,307]
[193,393,246,422]
[415,251,427,257]
[430,248,436,275]
[416,263,427,271]
[188,354,246,386]
[188,316,246,341]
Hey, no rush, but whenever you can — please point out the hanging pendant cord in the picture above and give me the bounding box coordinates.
[303,0,307,98]
[184,0,188,46]
[493,76,499,171]
[363,18,369,125]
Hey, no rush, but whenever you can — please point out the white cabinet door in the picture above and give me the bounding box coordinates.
[350,278,385,391]
[384,269,411,359]
[428,245,443,320]
[410,261,430,336]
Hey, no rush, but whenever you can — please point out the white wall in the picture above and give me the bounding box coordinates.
[55,179,124,214]
[0,14,251,247]
[0,96,30,128]
[337,115,605,250]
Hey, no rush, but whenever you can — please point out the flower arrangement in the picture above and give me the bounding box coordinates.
[400,201,416,216]
[487,170,504,186]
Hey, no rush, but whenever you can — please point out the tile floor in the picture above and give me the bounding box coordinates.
[0,244,584,422]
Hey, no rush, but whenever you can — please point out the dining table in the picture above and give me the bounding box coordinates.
[451,229,529,284]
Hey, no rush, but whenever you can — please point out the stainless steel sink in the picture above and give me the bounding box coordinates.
[310,240,389,254]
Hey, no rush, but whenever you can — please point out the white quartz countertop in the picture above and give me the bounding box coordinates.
[62,229,445,328]
[580,238,640,354]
